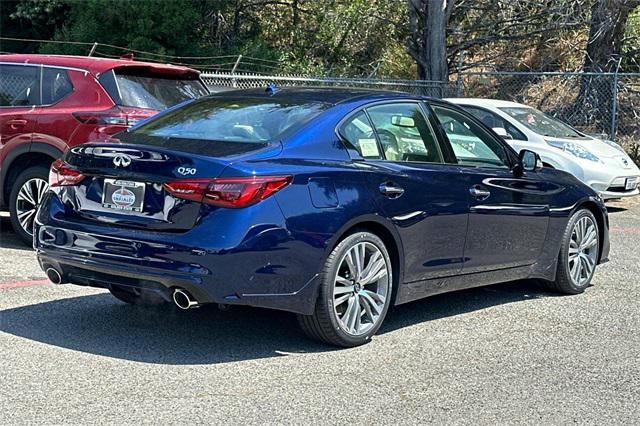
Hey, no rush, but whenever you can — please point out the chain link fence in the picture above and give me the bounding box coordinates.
[201,71,639,163]
[201,72,446,96]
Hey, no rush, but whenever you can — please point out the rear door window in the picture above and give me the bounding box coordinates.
[99,69,208,110]
[42,67,73,105]
[366,103,443,163]
[0,64,40,107]
[339,111,383,159]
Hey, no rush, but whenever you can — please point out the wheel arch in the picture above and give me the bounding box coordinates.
[1,143,62,206]
[325,215,404,305]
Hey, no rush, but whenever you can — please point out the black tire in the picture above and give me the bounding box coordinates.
[297,231,393,347]
[109,285,167,306]
[546,208,599,294]
[9,165,50,246]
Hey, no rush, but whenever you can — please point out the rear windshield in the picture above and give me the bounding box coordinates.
[128,97,330,143]
[99,69,208,110]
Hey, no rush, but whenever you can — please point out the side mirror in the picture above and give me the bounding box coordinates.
[492,127,512,140]
[518,149,542,172]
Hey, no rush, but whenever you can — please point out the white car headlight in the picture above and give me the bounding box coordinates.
[546,140,600,162]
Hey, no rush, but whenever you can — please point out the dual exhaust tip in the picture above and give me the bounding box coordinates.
[172,288,200,310]
[46,268,64,285]
[46,267,200,310]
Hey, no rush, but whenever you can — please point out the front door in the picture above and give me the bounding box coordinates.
[430,104,551,273]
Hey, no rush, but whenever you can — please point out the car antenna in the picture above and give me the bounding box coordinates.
[265,83,280,96]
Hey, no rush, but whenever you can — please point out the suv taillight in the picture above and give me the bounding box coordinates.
[49,159,85,187]
[72,107,148,127]
[164,176,292,208]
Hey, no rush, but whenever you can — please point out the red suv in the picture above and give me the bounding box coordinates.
[0,54,208,244]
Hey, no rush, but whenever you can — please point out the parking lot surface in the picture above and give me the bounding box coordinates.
[1,200,639,424]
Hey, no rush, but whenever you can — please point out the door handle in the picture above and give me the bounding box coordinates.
[379,182,405,198]
[7,119,27,129]
[469,185,491,199]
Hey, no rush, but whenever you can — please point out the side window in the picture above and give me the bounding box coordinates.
[42,68,73,105]
[464,106,527,141]
[432,105,510,169]
[0,64,40,107]
[366,103,443,163]
[340,111,383,159]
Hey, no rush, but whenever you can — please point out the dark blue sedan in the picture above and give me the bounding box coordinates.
[35,88,610,347]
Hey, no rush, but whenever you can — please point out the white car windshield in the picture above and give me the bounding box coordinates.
[499,107,582,138]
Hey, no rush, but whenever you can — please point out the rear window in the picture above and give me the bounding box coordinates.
[128,97,330,143]
[99,69,208,110]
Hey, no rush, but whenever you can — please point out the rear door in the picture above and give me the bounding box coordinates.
[430,103,552,273]
[0,63,40,151]
[341,102,468,283]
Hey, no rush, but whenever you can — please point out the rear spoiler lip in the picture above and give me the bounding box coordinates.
[109,63,201,78]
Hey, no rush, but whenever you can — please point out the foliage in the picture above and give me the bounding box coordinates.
[1,0,639,75]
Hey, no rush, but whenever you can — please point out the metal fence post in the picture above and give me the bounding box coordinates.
[455,50,465,97]
[610,59,622,141]
[88,42,98,57]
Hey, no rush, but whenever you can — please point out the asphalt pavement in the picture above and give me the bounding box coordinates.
[1,200,639,424]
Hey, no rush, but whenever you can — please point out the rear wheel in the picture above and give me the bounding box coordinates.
[297,231,393,347]
[109,285,166,306]
[547,208,599,294]
[9,166,50,246]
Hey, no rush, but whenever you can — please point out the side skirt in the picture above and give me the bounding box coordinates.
[395,264,540,305]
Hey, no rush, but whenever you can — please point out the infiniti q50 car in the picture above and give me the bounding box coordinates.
[34,88,610,347]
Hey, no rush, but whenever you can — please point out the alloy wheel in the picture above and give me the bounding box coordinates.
[15,177,48,236]
[332,241,390,336]
[568,216,598,287]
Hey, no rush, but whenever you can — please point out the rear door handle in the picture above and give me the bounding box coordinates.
[469,186,491,199]
[7,119,27,129]
[379,182,405,198]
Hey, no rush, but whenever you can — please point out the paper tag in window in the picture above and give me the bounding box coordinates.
[358,138,379,157]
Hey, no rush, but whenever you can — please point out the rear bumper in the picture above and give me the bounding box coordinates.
[34,193,322,315]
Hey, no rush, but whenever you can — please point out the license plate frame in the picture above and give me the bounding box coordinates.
[625,177,639,191]
[102,179,146,212]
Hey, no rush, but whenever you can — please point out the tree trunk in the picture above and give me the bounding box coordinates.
[575,0,640,135]
[407,0,454,96]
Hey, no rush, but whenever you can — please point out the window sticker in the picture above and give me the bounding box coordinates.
[358,138,380,157]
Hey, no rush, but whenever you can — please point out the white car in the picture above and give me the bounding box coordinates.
[447,98,640,200]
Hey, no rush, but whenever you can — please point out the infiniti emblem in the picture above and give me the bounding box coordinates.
[113,153,132,167]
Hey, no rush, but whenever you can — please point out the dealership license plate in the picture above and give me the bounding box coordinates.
[625,177,639,191]
[102,179,145,212]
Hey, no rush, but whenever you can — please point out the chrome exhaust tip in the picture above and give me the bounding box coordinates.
[173,288,200,310]
[45,268,63,285]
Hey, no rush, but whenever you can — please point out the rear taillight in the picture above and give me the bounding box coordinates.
[72,107,149,127]
[164,176,292,208]
[49,159,86,187]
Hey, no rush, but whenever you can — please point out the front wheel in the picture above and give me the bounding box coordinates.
[547,208,599,294]
[297,231,393,347]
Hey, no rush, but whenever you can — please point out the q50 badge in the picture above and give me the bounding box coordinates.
[177,167,197,175]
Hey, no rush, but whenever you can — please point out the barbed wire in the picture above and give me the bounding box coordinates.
[0,36,282,65]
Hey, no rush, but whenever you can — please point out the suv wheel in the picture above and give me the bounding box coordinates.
[9,165,50,245]
[297,231,393,347]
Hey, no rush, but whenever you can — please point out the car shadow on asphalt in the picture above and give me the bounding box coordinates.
[0,280,557,364]
[0,217,31,251]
